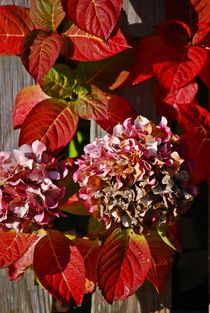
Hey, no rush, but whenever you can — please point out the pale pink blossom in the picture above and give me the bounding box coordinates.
[0,141,67,232]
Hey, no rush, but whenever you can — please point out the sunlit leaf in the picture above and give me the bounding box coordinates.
[33,230,85,304]
[0,5,34,55]
[19,98,78,152]
[40,64,78,99]
[13,85,50,129]
[154,46,207,92]
[61,0,122,40]
[21,30,63,82]
[8,234,41,280]
[30,0,65,32]
[164,81,198,105]
[98,228,151,303]
[62,25,130,62]
[0,230,34,268]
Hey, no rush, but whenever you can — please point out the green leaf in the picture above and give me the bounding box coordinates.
[40,64,79,99]
[68,131,83,157]
[157,224,180,252]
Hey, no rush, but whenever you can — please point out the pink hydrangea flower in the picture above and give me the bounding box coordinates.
[0,140,67,232]
[74,116,197,230]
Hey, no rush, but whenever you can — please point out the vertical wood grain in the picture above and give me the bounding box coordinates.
[0,1,52,312]
[91,1,172,313]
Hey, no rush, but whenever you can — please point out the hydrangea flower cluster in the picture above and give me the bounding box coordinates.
[0,140,67,232]
[74,116,197,230]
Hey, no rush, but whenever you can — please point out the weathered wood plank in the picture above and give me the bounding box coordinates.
[91,1,171,313]
[0,1,52,312]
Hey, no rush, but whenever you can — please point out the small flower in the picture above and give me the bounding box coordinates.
[0,140,67,232]
[74,116,196,230]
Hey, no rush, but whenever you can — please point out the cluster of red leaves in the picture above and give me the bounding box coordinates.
[126,0,210,185]
[0,222,177,305]
[0,0,136,152]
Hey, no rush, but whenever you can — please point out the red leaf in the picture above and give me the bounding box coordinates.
[62,25,130,61]
[73,238,100,293]
[60,193,90,215]
[61,0,122,40]
[192,22,210,45]
[199,50,210,89]
[0,5,34,55]
[33,230,85,305]
[8,234,40,280]
[13,85,50,129]
[146,231,174,293]
[96,93,137,132]
[125,35,178,85]
[71,85,108,120]
[19,99,78,152]
[30,0,65,32]
[178,102,210,183]
[98,228,151,303]
[21,30,63,82]
[190,0,210,23]
[155,20,192,47]
[164,81,198,105]
[154,46,207,91]
[0,230,34,268]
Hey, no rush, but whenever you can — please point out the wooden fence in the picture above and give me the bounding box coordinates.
[0,0,186,312]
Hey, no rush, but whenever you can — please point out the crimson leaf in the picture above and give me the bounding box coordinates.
[62,25,130,62]
[61,0,122,40]
[33,230,85,305]
[19,99,78,152]
[0,230,34,268]
[0,5,35,55]
[13,85,50,129]
[98,228,151,303]
[96,93,136,132]
[154,46,207,92]
[8,234,40,280]
[21,30,63,82]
